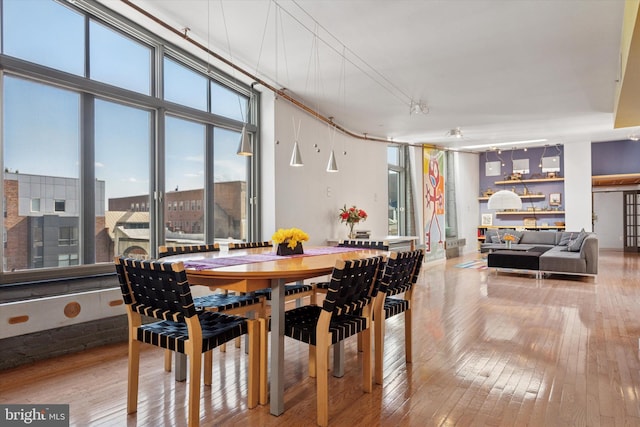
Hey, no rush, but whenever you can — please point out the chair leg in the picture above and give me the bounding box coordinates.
[164,349,172,372]
[204,351,213,386]
[187,351,202,427]
[374,317,385,385]
[316,333,330,427]
[127,339,141,414]
[362,326,372,394]
[247,319,259,409]
[258,318,269,405]
[309,344,317,378]
[405,307,412,363]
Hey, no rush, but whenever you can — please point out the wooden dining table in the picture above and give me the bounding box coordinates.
[161,245,386,416]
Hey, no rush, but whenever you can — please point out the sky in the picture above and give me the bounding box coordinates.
[2,0,249,203]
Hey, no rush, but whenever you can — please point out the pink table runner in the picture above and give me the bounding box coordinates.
[183,246,359,271]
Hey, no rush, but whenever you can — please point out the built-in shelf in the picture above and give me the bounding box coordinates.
[478,194,545,201]
[495,210,565,215]
[494,177,564,184]
[477,225,566,231]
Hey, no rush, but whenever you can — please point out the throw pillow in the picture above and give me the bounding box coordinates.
[558,232,574,246]
[567,229,588,252]
[491,235,501,244]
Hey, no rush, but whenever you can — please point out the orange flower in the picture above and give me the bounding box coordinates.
[503,234,516,242]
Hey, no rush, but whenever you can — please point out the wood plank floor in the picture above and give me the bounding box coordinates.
[2,249,640,426]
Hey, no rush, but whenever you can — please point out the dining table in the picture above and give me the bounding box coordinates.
[160,244,386,416]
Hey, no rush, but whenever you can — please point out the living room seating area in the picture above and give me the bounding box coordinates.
[483,229,598,277]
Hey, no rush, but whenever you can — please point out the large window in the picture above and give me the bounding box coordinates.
[3,0,84,75]
[165,116,205,242]
[388,146,405,235]
[89,20,152,95]
[3,76,80,272]
[0,0,258,281]
[95,99,151,261]
[213,127,248,240]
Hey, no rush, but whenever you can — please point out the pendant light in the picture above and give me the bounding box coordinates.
[290,117,303,167]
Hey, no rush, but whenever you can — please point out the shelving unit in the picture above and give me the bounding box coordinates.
[493,177,564,184]
[496,210,565,215]
[477,194,545,201]
[478,177,565,248]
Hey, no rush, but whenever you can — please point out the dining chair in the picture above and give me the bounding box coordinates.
[338,239,390,250]
[114,257,259,427]
[158,243,265,368]
[314,239,389,299]
[372,249,424,385]
[278,255,385,426]
[229,241,316,306]
[159,243,220,257]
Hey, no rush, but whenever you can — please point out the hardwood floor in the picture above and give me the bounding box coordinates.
[2,249,640,426]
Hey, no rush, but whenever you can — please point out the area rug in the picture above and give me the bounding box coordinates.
[455,259,487,270]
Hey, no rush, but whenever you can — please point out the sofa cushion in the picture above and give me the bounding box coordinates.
[567,229,588,252]
[519,231,558,245]
[540,249,586,273]
[490,235,501,244]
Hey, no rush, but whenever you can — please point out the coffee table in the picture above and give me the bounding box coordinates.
[487,246,551,278]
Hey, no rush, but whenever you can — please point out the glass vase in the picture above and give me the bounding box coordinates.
[348,222,356,239]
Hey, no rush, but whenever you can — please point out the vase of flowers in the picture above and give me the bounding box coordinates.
[503,234,515,249]
[271,227,309,256]
[338,205,368,239]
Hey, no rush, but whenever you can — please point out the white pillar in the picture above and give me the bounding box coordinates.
[563,141,592,231]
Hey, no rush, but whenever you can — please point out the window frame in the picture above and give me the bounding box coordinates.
[0,0,260,289]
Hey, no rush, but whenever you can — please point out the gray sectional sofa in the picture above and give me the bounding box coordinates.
[482,229,598,276]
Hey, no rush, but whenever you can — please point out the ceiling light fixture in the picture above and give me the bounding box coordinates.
[410,100,429,115]
[236,92,253,156]
[446,127,463,138]
[538,145,548,168]
[290,117,303,167]
[460,139,547,150]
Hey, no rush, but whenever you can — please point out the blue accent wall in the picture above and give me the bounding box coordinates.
[591,140,640,175]
[478,146,565,228]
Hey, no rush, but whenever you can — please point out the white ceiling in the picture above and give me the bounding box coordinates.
[117,0,630,151]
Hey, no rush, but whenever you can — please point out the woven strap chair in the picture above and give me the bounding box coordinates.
[114,257,259,427]
[158,243,265,366]
[338,239,390,250]
[230,241,315,305]
[159,243,220,257]
[275,255,384,426]
[314,239,389,297]
[372,249,424,385]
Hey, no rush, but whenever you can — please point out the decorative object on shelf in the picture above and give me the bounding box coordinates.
[481,213,493,226]
[338,205,368,238]
[523,217,537,227]
[510,172,522,181]
[549,192,561,206]
[487,190,522,211]
[272,227,309,255]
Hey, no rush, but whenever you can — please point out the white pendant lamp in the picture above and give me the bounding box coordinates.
[236,125,252,156]
[487,190,522,210]
[326,149,338,172]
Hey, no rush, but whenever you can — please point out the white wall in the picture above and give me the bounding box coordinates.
[564,141,593,231]
[454,151,480,254]
[593,191,623,249]
[271,99,388,245]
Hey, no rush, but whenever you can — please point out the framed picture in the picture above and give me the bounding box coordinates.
[549,193,561,206]
[523,217,537,227]
[481,213,493,226]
